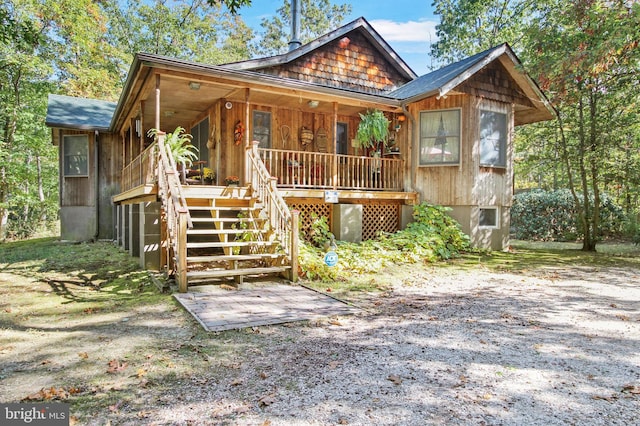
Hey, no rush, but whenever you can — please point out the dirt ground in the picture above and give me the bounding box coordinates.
[1,250,639,425]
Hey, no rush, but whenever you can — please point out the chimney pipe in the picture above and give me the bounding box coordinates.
[288,0,301,51]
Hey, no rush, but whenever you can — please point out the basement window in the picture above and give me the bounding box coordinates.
[63,134,89,177]
[479,207,499,229]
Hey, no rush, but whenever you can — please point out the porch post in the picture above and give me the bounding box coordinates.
[290,210,299,282]
[244,88,251,184]
[332,102,338,189]
[155,74,161,130]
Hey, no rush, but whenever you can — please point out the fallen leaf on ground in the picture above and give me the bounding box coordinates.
[78,352,89,359]
[261,421,272,426]
[136,368,147,378]
[107,359,128,374]
[230,378,243,386]
[621,384,640,394]
[22,386,70,401]
[258,393,277,407]
[259,372,269,379]
[328,319,342,326]
[592,394,618,402]
[387,374,402,385]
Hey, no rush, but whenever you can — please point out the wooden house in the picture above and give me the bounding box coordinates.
[45,17,554,291]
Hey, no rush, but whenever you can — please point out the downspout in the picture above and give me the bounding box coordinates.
[401,103,416,193]
[94,130,100,240]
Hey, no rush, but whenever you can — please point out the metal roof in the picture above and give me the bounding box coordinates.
[388,45,508,101]
[45,94,116,131]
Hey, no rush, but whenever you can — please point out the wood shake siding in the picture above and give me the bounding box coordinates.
[259,32,410,94]
[456,61,534,107]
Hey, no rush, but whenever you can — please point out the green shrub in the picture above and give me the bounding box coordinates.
[511,189,625,241]
[298,202,470,281]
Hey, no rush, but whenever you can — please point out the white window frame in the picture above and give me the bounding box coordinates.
[479,207,500,229]
[63,134,89,177]
[418,108,461,166]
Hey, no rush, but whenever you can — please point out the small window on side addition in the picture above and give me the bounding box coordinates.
[479,207,499,229]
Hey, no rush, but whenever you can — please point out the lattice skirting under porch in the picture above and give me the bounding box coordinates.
[362,203,400,241]
[287,200,400,242]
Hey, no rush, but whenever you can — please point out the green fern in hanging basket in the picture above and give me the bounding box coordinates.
[355,109,391,150]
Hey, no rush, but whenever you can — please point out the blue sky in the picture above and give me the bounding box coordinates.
[239,0,439,75]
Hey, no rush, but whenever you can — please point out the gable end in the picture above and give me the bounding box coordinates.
[255,31,412,95]
[454,61,534,108]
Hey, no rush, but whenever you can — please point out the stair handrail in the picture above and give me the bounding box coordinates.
[246,141,298,281]
[154,131,192,290]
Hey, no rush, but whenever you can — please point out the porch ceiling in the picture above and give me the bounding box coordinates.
[130,71,400,134]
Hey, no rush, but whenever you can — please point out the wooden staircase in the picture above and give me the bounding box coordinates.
[154,135,298,293]
[181,186,291,286]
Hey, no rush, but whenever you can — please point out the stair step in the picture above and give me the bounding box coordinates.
[187,254,282,263]
[187,229,263,236]
[190,217,264,223]
[186,266,290,279]
[186,241,276,249]
[188,206,257,211]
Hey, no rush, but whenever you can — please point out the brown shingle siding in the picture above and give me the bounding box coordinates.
[252,30,411,95]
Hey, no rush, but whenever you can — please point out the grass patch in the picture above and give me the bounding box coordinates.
[447,239,640,273]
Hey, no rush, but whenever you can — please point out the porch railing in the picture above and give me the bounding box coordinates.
[258,148,404,191]
[247,142,299,282]
[121,143,157,193]
[155,133,192,292]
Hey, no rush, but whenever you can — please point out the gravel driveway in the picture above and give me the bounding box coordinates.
[2,264,639,425]
[148,266,640,425]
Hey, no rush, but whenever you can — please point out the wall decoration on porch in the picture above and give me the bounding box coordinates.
[315,127,328,153]
[300,126,313,147]
[233,120,244,145]
[280,125,291,147]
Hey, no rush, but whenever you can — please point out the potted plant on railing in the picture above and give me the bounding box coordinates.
[148,127,199,183]
[224,175,240,186]
[203,167,215,185]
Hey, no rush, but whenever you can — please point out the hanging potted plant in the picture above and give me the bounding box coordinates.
[355,109,391,156]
